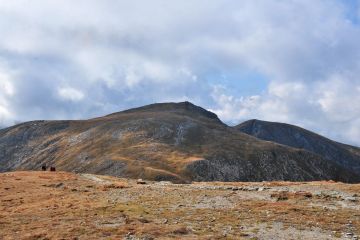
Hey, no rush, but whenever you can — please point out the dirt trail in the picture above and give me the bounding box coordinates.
[80,173,114,184]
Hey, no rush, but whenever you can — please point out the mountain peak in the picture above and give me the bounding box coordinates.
[109,101,222,123]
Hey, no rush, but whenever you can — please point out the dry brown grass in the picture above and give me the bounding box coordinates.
[1,171,359,239]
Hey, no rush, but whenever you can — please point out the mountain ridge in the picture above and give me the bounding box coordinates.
[236,119,360,176]
[1,102,359,183]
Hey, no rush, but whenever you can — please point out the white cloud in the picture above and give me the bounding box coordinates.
[268,82,306,99]
[209,85,261,122]
[58,87,85,102]
[316,75,360,121]
[0,65,15,125]
[0,105,12,124]
[0,72,14,96]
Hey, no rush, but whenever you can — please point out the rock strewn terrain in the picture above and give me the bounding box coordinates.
[1,171,359,239]
[1,102,359,182]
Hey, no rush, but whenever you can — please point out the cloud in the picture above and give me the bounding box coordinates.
[0,1,360,145]
[0,64,15,126]
[58,87,85,102]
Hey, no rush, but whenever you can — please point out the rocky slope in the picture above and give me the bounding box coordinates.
[236,119,360,176]
[0,102,359,182]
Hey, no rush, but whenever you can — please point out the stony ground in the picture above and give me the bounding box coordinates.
[0,171,359,240]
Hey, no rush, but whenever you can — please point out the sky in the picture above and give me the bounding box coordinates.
[0,0,360,146]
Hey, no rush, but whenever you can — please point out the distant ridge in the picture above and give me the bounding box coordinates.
[236,119,360,175]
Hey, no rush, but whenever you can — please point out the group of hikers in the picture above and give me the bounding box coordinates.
[41,165,56,172]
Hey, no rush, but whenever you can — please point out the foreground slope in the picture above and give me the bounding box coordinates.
[0,102,359,182]
[236,119,360,175]
[0,171,359,239]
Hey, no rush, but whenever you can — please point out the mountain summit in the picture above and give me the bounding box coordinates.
[1,102,359,183]
[107,101,222,124]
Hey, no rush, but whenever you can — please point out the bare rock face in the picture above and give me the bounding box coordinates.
[1,102,360,182]
[235,119,360,176]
